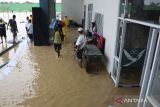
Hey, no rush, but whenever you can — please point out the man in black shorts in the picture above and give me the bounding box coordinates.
[75,27,86,67]
[0,18,7,43]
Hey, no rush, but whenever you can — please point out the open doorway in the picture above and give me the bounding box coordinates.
[55,0,62,20]
[119,23,150,87]
[112,20,151,87]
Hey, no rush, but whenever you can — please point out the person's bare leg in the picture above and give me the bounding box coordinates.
[1,37,3,43]
[4,36,7,43]
[80,59,82,68]
[58,50,60,58]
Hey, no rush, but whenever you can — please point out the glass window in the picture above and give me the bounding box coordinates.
[88,4,93,30]
[119,0,125,17]
[145,100,154,107]
[119,0,160,24]
[150,57,160,104]
[83,5,86,28]
[124,23,150,48]
[94,13,104,35]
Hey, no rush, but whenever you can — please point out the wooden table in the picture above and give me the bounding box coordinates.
[82,44,103,72]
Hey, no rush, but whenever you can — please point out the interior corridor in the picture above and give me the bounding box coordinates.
[0,28,139,107]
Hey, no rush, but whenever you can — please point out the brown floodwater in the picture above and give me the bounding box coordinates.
[0,29,140,107]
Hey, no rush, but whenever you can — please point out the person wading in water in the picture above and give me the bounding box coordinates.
[7,15,18,44]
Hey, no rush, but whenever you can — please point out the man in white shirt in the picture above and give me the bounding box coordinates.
[25,17,29,32]
[27,20,33,41]
[75,27,86,67]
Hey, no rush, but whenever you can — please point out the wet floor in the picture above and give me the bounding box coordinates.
[0,12,31,53]
[0,29,140,107]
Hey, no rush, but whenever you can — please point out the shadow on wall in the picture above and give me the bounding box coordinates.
[101,53,109,73]
[100,38,109,72]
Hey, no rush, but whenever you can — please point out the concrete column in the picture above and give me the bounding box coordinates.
[38,0,55,45]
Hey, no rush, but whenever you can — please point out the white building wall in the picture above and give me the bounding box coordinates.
[62,0,120,73]
[62,0,84,24]
[84,0,120,73]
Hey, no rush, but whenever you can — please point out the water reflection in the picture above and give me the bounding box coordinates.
[0,12,40,107]
[0,44,9,67]
[0,40,39,107]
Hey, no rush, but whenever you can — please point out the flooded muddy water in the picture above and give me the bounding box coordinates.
[0,29,139,107]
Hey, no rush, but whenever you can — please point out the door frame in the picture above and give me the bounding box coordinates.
[112,17,160,87]
[137,29,160,107]
[143,30,160,107]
